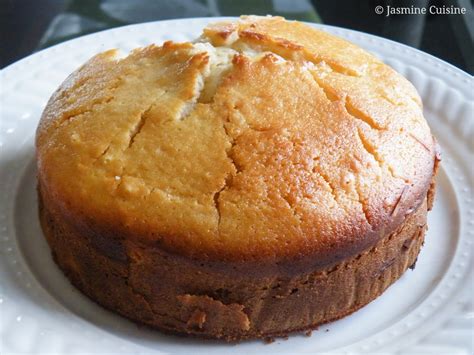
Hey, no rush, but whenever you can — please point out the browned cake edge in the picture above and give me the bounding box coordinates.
[35,147,438,278]
[37,181,432,341]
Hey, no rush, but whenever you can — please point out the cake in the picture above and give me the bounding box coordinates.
[36,16,440,341]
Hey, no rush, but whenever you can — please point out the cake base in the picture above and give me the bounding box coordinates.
[38,191,427,341]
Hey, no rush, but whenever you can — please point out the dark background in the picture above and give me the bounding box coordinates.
[1,0,473,73]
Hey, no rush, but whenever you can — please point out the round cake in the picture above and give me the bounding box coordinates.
[36,16,440,341]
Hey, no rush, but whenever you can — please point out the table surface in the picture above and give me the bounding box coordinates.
[0,0,472,74]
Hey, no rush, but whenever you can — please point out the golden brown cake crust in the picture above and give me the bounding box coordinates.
[36,16,439,340]
[36,16,437,268]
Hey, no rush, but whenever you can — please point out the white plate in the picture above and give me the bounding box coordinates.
[0,18,473,355]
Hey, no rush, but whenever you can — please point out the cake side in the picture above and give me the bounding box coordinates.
[39,185,428,340]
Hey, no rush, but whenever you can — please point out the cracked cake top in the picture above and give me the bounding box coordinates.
[36,16,437,268]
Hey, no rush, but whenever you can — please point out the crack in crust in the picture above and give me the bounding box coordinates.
[390,185,409,217]
[344,96,385,131]
[310,74,340,102]
[127,105,153,148]
[96,144,111,162]
[408,132,432,152]
[57,96,115,127]
[355,127,395,180]
[213,173,233,230]
[235,29,361,77]
[212,114,239,230]
[312,165,337,201]
[52,73,123,130]
[354,183,373,228]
